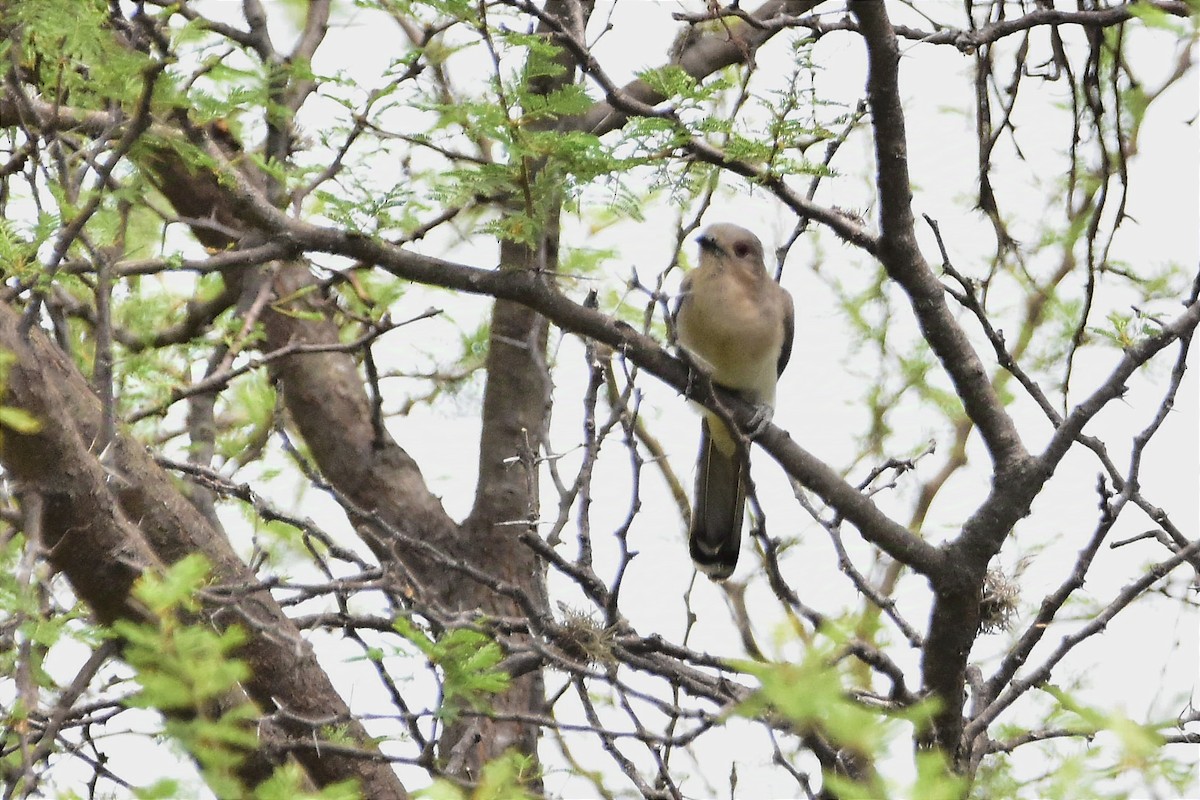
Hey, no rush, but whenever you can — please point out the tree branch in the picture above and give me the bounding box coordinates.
[0,300,411,798]
[570,0,824,136]
[853,2,1029,473]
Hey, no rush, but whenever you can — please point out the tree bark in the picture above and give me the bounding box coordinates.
[0,300,411,798]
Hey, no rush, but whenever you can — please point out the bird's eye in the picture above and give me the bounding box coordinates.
[733,242,752,258]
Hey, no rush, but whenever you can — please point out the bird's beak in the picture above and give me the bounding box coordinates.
[696,234,719,254]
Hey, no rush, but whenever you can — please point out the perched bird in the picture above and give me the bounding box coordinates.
[674,223,794,580]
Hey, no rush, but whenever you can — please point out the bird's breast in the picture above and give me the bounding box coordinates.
[676,274,784,400]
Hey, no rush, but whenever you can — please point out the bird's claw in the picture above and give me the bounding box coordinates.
[679,352,705,400]
[744,403,774,440]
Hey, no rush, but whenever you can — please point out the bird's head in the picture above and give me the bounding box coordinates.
[696,223,766,274]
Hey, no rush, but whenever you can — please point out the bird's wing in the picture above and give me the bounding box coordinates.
[776,287,795,377]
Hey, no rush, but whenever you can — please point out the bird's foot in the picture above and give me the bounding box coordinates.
[679,352,706,400]
[744,403,774,440]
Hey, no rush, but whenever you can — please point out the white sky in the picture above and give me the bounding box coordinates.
[307,3,1198,796]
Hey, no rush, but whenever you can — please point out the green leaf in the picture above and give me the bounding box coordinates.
[474,750,539,800]
[253,764,360,799]
[910,750,970,800]
[134,779,183,800]
[131,553,213,616]
[637,65,697,99]
[1127,2,1187,32]
[0,406,41,435]
[415,780,468,800]
[393,617,510,721]
[735,634,886,754]
[1041,683,1167,769]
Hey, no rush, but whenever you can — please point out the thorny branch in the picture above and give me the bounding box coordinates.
[0,1,1194,797]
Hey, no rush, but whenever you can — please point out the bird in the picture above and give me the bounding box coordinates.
[674,223,794,580]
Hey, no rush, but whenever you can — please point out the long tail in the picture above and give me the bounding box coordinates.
[689,417,746,580]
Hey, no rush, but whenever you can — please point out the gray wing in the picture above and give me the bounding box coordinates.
[776,287,795,376]
[672,272,692,329]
